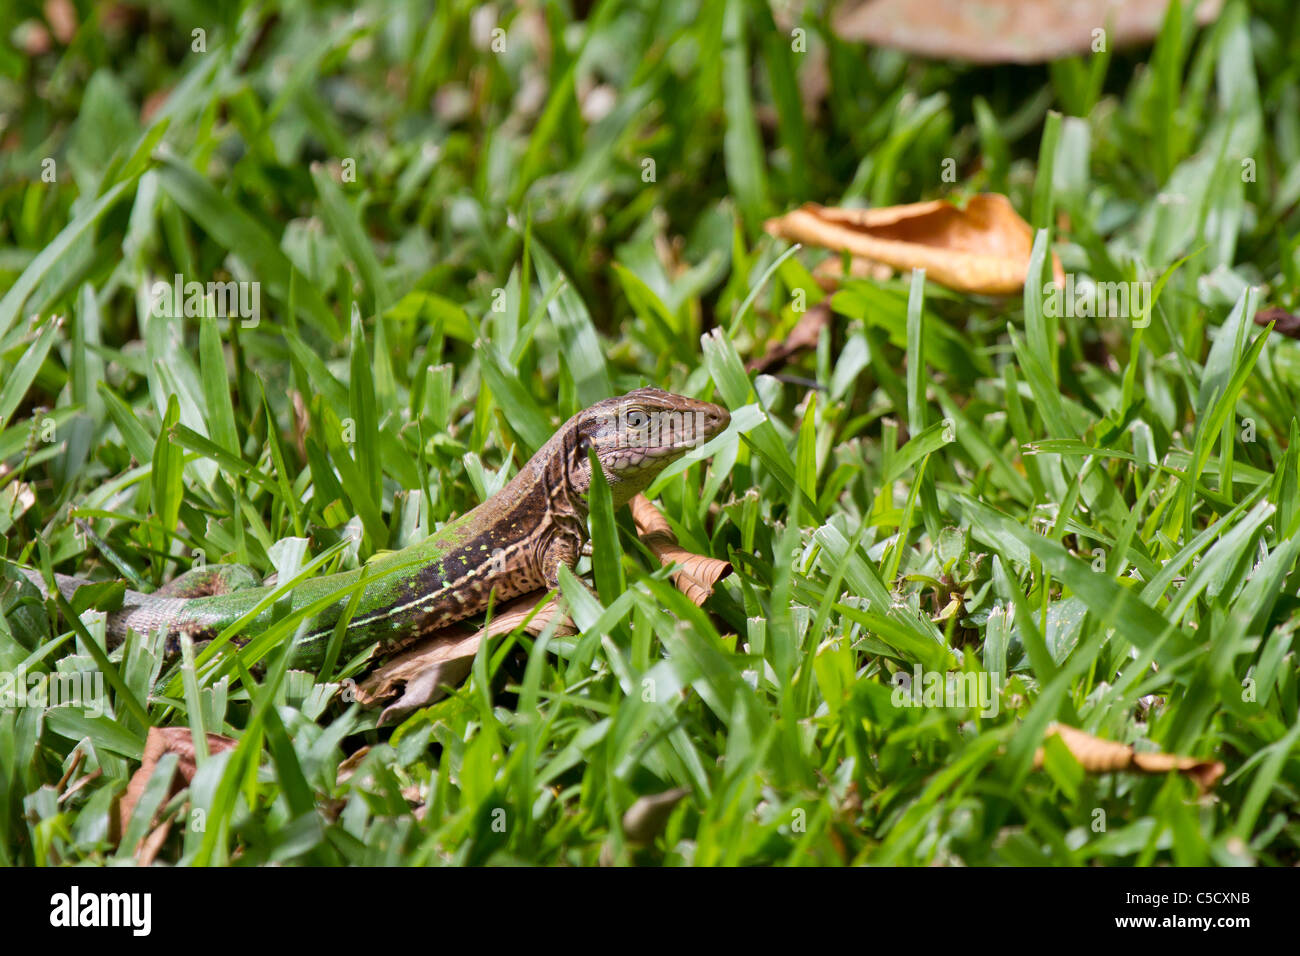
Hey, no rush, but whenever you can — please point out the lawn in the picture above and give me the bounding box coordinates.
[1,0,1298,867]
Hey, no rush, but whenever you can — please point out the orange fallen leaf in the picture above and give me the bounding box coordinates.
[765,194,1064,295]
[833,0,1222,65]
[1033,722,1225,791]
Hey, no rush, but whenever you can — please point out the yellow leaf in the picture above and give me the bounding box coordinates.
[765,194,1065,295]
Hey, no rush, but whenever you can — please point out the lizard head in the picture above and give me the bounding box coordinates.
[568,387,731,508]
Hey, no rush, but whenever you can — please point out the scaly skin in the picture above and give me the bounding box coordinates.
[11,388,730,668]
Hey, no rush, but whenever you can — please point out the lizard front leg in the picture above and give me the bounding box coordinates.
[539,532,583,591]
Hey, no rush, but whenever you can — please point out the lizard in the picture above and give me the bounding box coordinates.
[7,387,730,669]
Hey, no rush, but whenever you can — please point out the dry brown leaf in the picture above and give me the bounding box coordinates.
[629,494,733,605]
[747,302,833,373]
[357,594,578,724]
[118,727,237,858]
[1033,723,1225,791]
[765,194,1065,295]
[478,593,575,639]
[833,0,1222,64]
[358,627,482,723]
[1255,306,1300,340]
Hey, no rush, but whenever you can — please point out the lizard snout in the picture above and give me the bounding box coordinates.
[707,403,728,434]
[702,403,730,438]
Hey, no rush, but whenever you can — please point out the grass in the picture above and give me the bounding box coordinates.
[0,0,1299,866]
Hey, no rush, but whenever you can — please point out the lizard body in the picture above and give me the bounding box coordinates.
[12,388,729,667]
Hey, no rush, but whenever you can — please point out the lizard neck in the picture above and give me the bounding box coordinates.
[502,419,589,523]
[497,420,589,571]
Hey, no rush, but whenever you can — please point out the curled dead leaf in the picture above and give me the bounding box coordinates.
[629,494,733,605]
[358,627,483,724]
[1033,722,1225,792]
[765,194,1064,295]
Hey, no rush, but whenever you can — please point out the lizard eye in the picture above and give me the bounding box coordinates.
[626,411,648,428]
[577,434,592,454]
